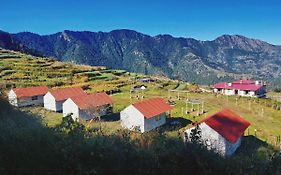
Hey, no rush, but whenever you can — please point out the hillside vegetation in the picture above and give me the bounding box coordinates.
[1,30,281,88]
[0,97,281,175]
[0,49,281,174]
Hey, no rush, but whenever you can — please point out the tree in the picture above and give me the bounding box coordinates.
[56,114,86,137]
[189,124,202,144]
[84,104,112,132]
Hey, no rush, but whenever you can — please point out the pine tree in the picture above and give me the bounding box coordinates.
[189,124,202,144]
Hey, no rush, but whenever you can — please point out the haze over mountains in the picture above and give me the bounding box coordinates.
[1,29,281,87]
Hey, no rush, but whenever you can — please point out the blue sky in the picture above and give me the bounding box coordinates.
[1,0,281,44]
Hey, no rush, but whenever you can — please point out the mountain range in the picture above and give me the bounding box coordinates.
[0,29,281,87]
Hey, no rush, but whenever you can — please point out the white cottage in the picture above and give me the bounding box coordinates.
[213,80,266,98]
[63,92,113,121]
[184,109,250,156]
[120,97,173,133]
[8,86,48,107]
[44,87,86,112]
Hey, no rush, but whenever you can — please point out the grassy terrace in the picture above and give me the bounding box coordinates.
[0,48,281,145]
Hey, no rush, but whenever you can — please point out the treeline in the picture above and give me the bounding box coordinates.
[0,98,280,175]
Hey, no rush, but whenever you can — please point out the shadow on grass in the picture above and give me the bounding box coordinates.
[101,112,120,121]
[161,117,192,132]
[235,135,278,160]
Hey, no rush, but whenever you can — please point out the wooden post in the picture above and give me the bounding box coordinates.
[197,104,200,116]
[191,103,194,112]
[185,101,188,114]
[254,129,257,137]
[168,90,170,99]
[178,92,180,100]
[201,101,204,114]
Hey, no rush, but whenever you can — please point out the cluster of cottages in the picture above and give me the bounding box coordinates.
[8,79,255,156]
[212,80,266,98]
[8,86,113,121]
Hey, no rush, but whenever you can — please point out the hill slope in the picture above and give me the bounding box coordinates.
[1,30,281,87]
[0,48,281,174]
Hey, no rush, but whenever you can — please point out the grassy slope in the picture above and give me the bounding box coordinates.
[0,48,281,144]
[0,97,280,175]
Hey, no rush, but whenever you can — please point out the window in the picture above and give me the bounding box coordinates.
[31,96,38,101]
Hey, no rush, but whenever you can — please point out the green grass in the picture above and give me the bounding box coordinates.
[1,48,281,147]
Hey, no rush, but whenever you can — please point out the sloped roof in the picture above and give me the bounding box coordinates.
[232,80,255,84]
[212,82,228,89]
[12,86,48,98]
[132,97,173,119]
[70,92,112,110]
[213,80,263,91]
[200,109,250,144]
[49,87,86,101]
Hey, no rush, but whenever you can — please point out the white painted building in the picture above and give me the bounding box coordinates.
[120,97,173,133]
[184,109,250,156]
[8,86,48,107]
[63,92,113,121]
[213,80,266,98]
[44,87,86,112]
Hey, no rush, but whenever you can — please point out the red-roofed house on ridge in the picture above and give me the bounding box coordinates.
[8,86,48,107]
[44,87,86,112]
[184,109,250,156]
[62,92,113,121]
[212,80,266,98]
[120,97,173,133]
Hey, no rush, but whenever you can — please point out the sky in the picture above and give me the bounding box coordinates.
[1,0,281,45]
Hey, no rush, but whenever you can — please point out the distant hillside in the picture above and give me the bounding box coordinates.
[1,29,281,88]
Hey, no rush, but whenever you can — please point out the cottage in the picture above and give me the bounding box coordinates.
[120,97,173,133]
[184,109,250,156]
[213,80,266,98]
[8,86,48,107]
[63,92,113,121]
[44,87,86,112]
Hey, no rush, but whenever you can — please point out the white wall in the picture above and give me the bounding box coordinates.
[8,90,17,106]
[224,89,235,96]
[144,112,166,132]
[185,122,242,156]
[44,92,57,111]
[225,137,241,156]
[120,105,144,132]
[63,98,79,120]
[8,90,44,107]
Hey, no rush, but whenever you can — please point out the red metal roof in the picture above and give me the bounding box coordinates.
[49,87,86,101]
[200,109,250,144]
[132,97,173,119]
[12,86,48,98]
[70,92,113,110]
[212,82,228,89]
[232,80,255,84]
[213,80,263,91]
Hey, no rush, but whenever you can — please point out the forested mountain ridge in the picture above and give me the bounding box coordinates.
[1,29,281,87]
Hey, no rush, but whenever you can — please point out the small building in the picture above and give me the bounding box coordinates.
[120,97,173,133]
[8,86,48,107]
[184,109,250,156]
[44,87,86,112]
[63,92,113,121]
[212,80,266,98]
